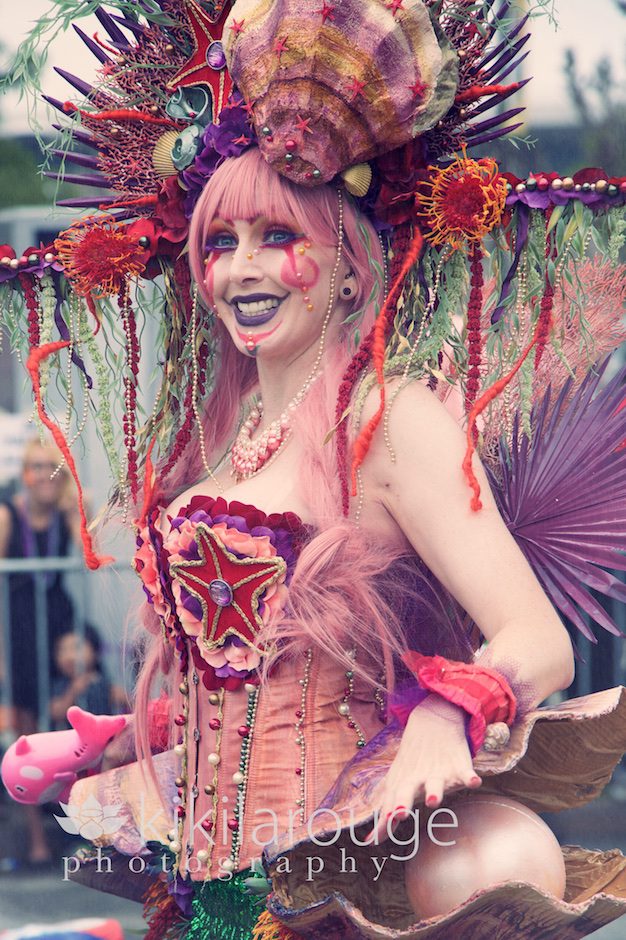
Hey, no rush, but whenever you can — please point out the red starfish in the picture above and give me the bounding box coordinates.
[274,36,288,61]
[232,133,252,146]
[170,524,286,652]
[295,114,313,135]
[229,18,245,35]
[409,79,428,99]
[316,2,335,22]
[166,0,234,116]
[387,0,405,14]
[347,77,366,102]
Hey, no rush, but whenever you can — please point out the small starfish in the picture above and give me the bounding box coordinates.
[316,2,335,22]
[295,114,313,135]
[409,79,428,99]
[229,18,245,35]
[387,0,405,14]
[273,36,288,61]
[232,134,252,146]
[347,77,366,102]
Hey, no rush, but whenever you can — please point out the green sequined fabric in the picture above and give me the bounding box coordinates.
[182,871,265,940]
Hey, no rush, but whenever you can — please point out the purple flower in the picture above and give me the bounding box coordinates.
[181,98,256,218]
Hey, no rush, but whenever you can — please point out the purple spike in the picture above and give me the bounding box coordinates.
[54,67,96,99]
[72,24,112,65]
[42,94,71,116]
[466,78,531,120]
[481,34,531,83]
[490,50,531,85]
[109,14,147,38]
[465,122,524,148]
[51,149,100,169]
[44,170,110,189]
[94,7,132,49]
[52,124,100,151]
[478,15,530,70]
[56,196,117,208]
[467,107,525,138]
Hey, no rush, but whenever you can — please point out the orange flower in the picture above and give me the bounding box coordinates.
[416,153,508,250]
[54,216,146,298]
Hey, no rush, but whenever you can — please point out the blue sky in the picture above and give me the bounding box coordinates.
[0,0,624,133]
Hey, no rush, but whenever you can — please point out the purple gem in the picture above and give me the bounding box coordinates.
[206,41,226,71]
[209,578,233,607]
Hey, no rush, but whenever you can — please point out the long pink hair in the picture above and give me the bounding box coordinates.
[134,149,471,764]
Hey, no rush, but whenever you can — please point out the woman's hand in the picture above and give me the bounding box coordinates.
[367,695,481,844]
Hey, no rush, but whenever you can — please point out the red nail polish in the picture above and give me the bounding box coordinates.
[426,796,438,807]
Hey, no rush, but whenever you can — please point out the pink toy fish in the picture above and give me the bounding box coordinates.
[1,707,126,804]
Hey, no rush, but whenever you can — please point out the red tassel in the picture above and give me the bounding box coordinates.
[455,83,521,105]
[26,341,113,570]
[349,226,424,495]
[138,435,157,527]
[62,102,176,127]
[462,329,541,511]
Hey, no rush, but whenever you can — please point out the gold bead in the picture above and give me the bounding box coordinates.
[209,693,220,705]
[297,246,305,255]
[306,303,314,312]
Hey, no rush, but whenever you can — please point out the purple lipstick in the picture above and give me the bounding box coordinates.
[230,292,286,327]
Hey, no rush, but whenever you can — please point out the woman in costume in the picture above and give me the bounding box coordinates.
[2,1,626,938]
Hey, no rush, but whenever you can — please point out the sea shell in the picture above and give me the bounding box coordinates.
[341,163,373,198]
[224,0,458,186]
[152,131,180,178]
[483,721,512,752]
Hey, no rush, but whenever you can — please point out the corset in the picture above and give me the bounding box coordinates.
[134,495,385,880]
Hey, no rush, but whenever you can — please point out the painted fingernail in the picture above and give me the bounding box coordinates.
[426,795,439,807]
[470,775,481,786]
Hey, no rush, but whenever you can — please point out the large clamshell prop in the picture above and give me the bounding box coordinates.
[224,0,459,185]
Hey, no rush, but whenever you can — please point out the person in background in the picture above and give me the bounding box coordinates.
[50,625,113,729]
[0,436,82,866]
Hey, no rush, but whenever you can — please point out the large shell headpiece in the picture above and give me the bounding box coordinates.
[224,0,459,186]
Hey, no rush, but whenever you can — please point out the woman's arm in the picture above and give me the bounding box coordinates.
[360,381,574,838]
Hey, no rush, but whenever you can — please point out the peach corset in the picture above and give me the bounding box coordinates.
[134,495,385,880]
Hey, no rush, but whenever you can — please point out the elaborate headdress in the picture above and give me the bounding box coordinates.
[1,0,626,639]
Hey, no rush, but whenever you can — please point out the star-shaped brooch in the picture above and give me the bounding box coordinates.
[167,0,234,115]
[170,524,286,654]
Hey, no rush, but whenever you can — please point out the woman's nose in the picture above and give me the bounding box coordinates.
[229,243,262,282]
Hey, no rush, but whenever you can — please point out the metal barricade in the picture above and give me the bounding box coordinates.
[0,556,132,735]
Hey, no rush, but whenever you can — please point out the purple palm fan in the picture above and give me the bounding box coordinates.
[485,360,626,642]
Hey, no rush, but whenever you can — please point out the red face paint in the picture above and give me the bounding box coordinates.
[279,244,320,290]
[235,321,282,345]
[203,253,219,305]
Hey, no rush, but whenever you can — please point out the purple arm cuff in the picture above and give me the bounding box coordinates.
[387,685,430,726]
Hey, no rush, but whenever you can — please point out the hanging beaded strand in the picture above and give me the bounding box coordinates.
[339,649,366,748]
[200,685,225,875]
[226,681,260,872]
[190,283,225,493]
[294,649,313,821]
[230,191,345,481]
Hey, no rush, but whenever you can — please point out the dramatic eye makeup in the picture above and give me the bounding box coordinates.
[204,227,237,252]
[262,226,303,247]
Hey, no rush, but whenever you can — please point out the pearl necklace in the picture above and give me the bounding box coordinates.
[229,372,320,480]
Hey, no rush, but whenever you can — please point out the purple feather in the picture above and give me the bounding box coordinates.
[72,25,113,65]
[54,67,96,98]
[466,122,523,148]
[486,360,626,641]
[466,107,525,138]
[52,125,100,151]
[481,34,531,83]
[94,8,132,48]
[43,170,110,188]
[477,16,530,70]
[51,149,100,170]
[56,196,116,208]
[487,50,531,86]
[109,14,148,38]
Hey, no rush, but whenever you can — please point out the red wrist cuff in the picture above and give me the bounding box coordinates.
[402,652,517,756]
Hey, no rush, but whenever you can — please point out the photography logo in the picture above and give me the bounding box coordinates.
[54,794,125,841]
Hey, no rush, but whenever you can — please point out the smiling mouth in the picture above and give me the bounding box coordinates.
[230,292,286,327]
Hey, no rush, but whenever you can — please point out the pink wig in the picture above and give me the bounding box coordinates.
[135,151,472,765]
